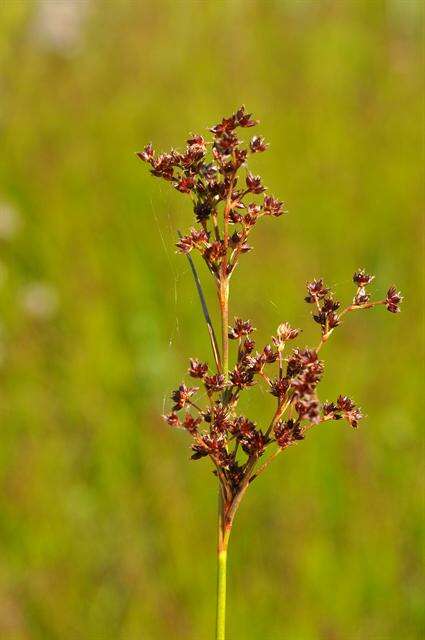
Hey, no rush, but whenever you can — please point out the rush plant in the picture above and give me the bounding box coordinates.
[137,106,402,640]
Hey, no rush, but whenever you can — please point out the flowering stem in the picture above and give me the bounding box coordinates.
[216,489,231,640]
[215,167,235,639]
[142,109,402,640]
[216,546,227,640]
[219,276,229,379]
[215,460,255,640]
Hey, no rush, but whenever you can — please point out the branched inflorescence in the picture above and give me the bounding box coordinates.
[138,105,402,546]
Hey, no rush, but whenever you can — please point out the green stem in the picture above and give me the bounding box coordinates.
[216,491,230,640]
[215,170,234,639]
[219,277,229,379]
[216,547,228,640]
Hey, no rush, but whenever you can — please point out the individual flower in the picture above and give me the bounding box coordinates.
[136,143,154,162]
[286,348,321,378]
[246,203,261,216]
[171,383,198,411]
[186,134,207,158]
[201,163,219,182]
[191,440,210,460]
[230,231,251,253]
[228,317,255,339]
[174,176,195,193]
[191,433,233,467]
[305,278,330,303]
[263,195,286,217]
[150,153,177,180]
[270,377,289,399]
[241,337,255,354]
[336,395,363,428]
[312,296,341,333]
[204,241,227,272]
[231,415,256,437]
[194,201,213,222]
[243,352,264,372]
[188,358,209,378]
[239,429,267,457]
[352,269,375,305]
[229,366,255,389]
[243,204,261,227]
[205,403,232,433]
[204,373,227,393]
[229,210,243,224]
[182,413,202,433]
[176,228,209,254]
[162,412,180,427]
[250,136,268,153]
[262,345,278,364]
[274,419,304,447]
[353,287,370,306]
[322,402,342,420]
[234,105,257,128]
[234,148,248,168]
[295,396,320,423]
[353,268,374,287]
[273,322,300,349]
[246,172,265,194]
[385,286,403,313]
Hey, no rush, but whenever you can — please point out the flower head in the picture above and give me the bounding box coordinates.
[171,383,198,411]
[305,278,330,303]
[246,172,265,194]
[273,322,300,349]
[250,136,268,153]
[188,358,209,378]
[228,317,255,339]
[176,228,209,254]
[141,110,402,554]
[204,374,227,393]
[263,195,286,217]
[336,395,363,428]
[274,419,304,448]
[353,268,375,287]
[385,286,403,313]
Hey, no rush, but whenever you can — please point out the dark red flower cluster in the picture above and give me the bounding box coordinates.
[385,286,403,313]
[141,107,402,517]
[188,358,209,378]
[228,317,255,339]
[137,105,287,281]
[304,270,403,340]
[305,280,340,336]
[176,228,209,254]
[272,322,300,349]
[352,269,374,305]
[323,396,363,428]
[170,383,198,411]
[274,419,304,447]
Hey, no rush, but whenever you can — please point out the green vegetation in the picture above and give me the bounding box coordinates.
[0,2,423,639]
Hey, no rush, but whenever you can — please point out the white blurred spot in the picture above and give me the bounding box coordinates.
[0,201,21,240]
[32,0,90,54]
[19,282,59,320]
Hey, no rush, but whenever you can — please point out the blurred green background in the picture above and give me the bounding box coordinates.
[0,1,423,639]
